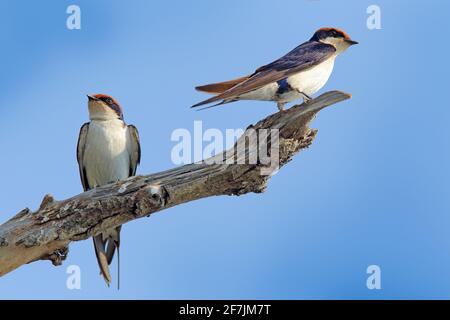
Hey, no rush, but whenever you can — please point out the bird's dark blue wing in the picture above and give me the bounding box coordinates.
[256,41,336,73]
[191,41,336,108]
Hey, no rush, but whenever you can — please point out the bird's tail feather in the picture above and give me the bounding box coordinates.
[195,76,249,94]
[105,239,116,265]
[93,226,121,287]
[117,246,120,290]
[93,235,112,285]
[195,99,238,111]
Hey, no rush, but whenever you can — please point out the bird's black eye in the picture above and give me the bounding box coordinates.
[334,30,344,38]
[106,98,113,104]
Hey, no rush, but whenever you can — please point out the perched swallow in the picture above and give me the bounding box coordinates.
[192,27,358,111]
[77,94,141,287]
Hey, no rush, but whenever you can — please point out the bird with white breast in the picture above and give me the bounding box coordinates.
[77,94,141,286]
[192,27,358,111]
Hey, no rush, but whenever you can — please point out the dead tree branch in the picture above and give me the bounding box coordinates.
[0,91,351,277]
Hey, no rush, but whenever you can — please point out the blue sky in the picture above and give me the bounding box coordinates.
[0,0,449,299]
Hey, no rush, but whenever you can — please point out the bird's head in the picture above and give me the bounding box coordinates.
[87,94,123,120]
[311,27,358,53]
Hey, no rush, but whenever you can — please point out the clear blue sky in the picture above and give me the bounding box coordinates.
[0,0,449,299]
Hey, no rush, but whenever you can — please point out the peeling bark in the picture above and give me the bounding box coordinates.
[0,91,351,277]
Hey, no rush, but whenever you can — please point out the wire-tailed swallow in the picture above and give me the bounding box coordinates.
[77,94,141,287]
[192,27,358,111]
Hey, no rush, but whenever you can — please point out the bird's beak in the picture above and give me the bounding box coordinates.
[345,39,359,46]
[87,95,99,101]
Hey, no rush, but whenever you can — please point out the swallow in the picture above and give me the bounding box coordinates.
[192,27,358,111]
[77,94,141,287]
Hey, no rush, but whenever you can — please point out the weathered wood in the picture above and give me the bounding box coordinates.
[0,91,351,277]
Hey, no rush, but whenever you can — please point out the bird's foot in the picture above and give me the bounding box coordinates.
[297,91,313,104]
[277,103,286,112]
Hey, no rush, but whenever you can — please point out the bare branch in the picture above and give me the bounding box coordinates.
[0,91,351,277]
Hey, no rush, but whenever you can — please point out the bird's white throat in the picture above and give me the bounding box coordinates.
[88,100,120,121]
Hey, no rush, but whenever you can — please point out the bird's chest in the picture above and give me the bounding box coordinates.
[84,120,130,187]
[287,57,335,96]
